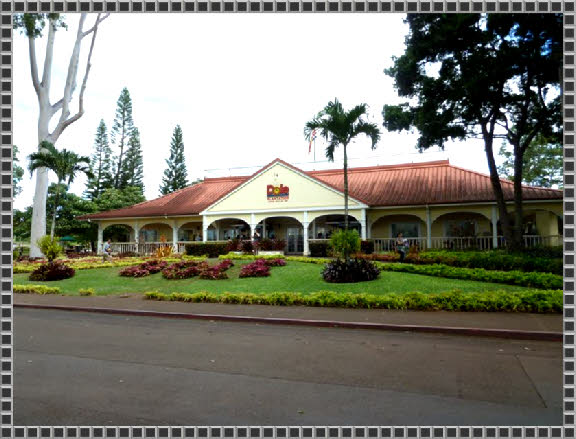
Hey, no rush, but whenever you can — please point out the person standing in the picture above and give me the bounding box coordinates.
[103,239,113,262]
[395,233,409,262]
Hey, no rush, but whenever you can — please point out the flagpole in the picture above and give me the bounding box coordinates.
[313,137,316,162]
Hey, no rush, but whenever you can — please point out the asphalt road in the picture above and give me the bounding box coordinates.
[14,308,562,426]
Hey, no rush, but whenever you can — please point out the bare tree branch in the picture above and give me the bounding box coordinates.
[52,15,100,139]
[28,37,40,94]
[41,18,56,88]
[81,13,110,39]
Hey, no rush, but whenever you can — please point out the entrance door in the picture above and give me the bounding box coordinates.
[286,227,303,254]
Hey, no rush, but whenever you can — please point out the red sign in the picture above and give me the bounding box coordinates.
[267,184,289,202]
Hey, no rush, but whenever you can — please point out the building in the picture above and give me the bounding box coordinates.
[79,159,563,255]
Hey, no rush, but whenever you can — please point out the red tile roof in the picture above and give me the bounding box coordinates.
[80,159,562,220]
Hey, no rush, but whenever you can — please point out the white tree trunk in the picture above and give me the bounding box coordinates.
[28,13,109,258]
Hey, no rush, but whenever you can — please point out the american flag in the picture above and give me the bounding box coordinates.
[308,128,317,153]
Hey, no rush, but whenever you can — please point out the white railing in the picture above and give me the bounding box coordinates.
[373,237,428,253]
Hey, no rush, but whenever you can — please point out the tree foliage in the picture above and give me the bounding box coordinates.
[304,98,380,260]
[85,119,114,200]
[121,127,145,194]
[12,145,25,197]
[111,87,135,189]
[498,133,562,188]
[160,125,189,195]
[382,14,562,250]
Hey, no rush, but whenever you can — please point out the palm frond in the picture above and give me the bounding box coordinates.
[351,121,382,149]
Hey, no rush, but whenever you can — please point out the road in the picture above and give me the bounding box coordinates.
[14,308,562,426]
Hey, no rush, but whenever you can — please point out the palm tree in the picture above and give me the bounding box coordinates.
[28,141,94,239]
[304,98,381,234]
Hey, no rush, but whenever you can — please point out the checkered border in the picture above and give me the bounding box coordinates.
[1,0,573,437]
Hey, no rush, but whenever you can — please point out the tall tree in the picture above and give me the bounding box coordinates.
[12,145,25,197]
[85,119,113,200]
[110,87,135,189]
[121,127,145,193]
[14,13,110,257]
[304,99,381,260]
[28,141,93,238]
[498,133,563,188]
[382,14,561,250]
[160,125,189,195]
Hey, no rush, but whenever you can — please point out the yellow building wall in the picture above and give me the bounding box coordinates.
[370,215,427,238]
[205,162,359,213]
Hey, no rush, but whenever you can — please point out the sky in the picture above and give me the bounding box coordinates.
[14,13,496,210]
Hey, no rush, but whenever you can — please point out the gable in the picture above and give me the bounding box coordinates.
[203,162,362,213]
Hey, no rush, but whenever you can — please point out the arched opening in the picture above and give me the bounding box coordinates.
[178,221,203,242]
[370,214,426,252]
[102,224,135,255]
[499,209,563,247]
[209,218,251,241]
[256,216,303,254]
[139,223,174,243]
[308,214,360,240]
[432,212,492,250]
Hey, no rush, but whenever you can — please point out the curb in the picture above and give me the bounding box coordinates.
[14,303,563,341]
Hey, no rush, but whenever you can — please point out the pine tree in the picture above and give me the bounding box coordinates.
[122,127,145,194]
[110,87,135,189]
[85,120,113,200]
[160,125,189,195]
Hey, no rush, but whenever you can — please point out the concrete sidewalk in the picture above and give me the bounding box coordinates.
[13,292,562,340]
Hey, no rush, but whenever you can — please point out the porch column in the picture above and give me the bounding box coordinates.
[202,216,208,242]
[491,205,499,248]
[134,221,140,254]
[426,206,432,249]
[250,213,257,240]
[214,223,220,241]
[97,223,103,255]
[360,209,367,240]
[303,211,310,256]
[172,220,179,252]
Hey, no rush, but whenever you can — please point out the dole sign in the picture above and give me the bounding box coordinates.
[267,184,289,202]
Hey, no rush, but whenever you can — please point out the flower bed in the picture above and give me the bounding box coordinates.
[13,284,61,294]
[29,261,75,281]
[239,259,271,278]
[119,260,169,278]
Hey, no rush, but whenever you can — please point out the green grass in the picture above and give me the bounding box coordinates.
[14,260,534,296]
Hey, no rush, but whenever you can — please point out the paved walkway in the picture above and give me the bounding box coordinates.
[14,293,562,339]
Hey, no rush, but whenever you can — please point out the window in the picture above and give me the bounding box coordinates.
[445,220,476,237]
[140,230,158,242]
[391,222,419,238]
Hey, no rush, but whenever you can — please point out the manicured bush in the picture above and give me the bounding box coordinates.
[264,258,286,267]
[241,240,254,254]
[79,288,95,296]
[29,260,75,281]
[13,284,61,294]
[198,268,229,280]
[309,241,330,257]
[322,258,380,283]
[330,229,361,258]
[257,238,287,251]
[377,262,562,290]
[119,259,169,278]
[239,259,271,278]
[144,289,562,313]
[360,240,375,255]
[410,250,562,275]
[36,235,62,261]
[185,242,229,258]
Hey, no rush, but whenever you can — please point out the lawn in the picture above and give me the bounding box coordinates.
[14,260,534,296]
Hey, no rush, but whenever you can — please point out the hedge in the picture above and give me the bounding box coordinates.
[185,243,229,258]
[144,289,562,313]
[377,262,562,290]
[13,284,61,294]
[412,250,562,275]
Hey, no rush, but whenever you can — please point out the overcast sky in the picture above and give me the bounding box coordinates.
[14,13,495,210]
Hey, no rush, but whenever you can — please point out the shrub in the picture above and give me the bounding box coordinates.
[13,284,61,294]
[155,245,173,258]
[29,260,75,281]
[36,235,62,262]
[118,266,151,277]
[330,229,361,258]
[140,259,168,274]
[117,251,137,258]
[198,268,229,280]
[226,239,241,252]
[322,258,380,283]
[257,238,287,251]
[377,262,562,290]
[185,242,229,258]
[309,241,330,257]
[264,258,286,267]
[360,240,375,255]
[241,240,254,254]
[79,288,95,296]
[239,259,271,278]
[143,289,562,313]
